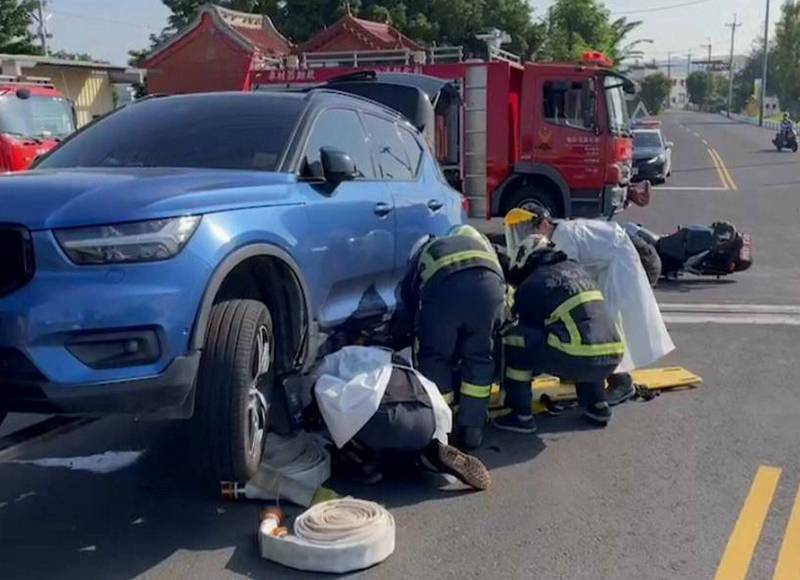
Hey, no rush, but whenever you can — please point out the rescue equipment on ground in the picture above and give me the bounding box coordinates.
[489,367,702,416]
[314,346,451,448]
[220,433,331,507]
[258,498,396,573]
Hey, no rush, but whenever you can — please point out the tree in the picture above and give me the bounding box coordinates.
[639,73,671,115]
[773,0,800,115]
[0,0,40,55]
[538,0,641,63]
[686,71,711,106]
[731,43,778,114]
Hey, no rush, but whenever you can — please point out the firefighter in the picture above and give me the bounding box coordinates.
[503,208,673,406]
[397,224,506,450]
[494,234,624,432]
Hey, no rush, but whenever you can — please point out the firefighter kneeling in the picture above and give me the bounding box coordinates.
[494,234,624,432]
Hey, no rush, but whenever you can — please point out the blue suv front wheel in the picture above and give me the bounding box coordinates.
[192,299,275,482]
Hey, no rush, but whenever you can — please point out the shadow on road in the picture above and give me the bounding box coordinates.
[0,405,626,579]
[657,278,737,293]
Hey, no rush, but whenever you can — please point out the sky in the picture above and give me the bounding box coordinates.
[43,0,779,67]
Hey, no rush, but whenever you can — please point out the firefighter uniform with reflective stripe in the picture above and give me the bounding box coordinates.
[400,225,506,431]
[503,246,624,416]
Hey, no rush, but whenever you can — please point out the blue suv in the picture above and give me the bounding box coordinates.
[0,90,463,480]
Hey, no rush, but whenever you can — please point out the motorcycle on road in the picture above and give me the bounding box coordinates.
[773,126,798,152]
[623,222,753,280]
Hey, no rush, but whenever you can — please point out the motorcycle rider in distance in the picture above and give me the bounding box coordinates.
[781,112,794,137]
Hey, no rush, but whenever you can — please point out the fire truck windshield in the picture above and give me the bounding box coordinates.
[0,94,75,140]
[603,76,630,136]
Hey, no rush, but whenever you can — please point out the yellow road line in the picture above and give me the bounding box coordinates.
[710,148,739,190]
[708,148,730,191]
[773,484,800,580]
[714,465,782,580]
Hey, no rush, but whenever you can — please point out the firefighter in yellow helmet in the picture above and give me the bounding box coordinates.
[495,232,624,431]
[397,224,506,450]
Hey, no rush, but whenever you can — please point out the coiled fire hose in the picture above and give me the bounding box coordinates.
[244,433,331,507]
[258,498,396,573]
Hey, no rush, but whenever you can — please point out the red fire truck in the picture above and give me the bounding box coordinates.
[0,75,76,172]
[250,49,637,219]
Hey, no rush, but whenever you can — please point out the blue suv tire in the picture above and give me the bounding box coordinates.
[194,299,274,482]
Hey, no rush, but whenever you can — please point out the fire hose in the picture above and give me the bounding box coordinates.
[243,433,331,507]
[258,499,395,573]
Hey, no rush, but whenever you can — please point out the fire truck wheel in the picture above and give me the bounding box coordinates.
[504,186,562,218]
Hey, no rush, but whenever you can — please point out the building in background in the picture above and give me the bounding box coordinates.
[0,53,142,126]
[140,3,292,94]
[294,12,424,55]
[138,3,429,94]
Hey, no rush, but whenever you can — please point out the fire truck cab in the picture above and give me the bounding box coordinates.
[251,49,636,219]
[0,75,76,172]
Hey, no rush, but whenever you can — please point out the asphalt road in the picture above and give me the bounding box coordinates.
[2,112,800,580]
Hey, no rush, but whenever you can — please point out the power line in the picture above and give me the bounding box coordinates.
[611,0,712,16]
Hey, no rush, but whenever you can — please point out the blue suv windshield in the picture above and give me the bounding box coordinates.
[38,93,304,171]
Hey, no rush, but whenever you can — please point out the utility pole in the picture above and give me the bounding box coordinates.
[686,50,692,109]
[759,0,771,127]
[726,14,741,118]
[30,0,50,55]
[701,39,712,110]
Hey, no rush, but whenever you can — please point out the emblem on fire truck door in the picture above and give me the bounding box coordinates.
[537,127,553,150]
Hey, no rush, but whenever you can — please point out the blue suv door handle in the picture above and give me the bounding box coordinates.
[427,199,444,212]
[374,202,394,217]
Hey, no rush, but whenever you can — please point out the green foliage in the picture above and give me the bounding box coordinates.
[50,49,107,63]
[686,71,712,105]
[538,0,641,63]
[731,44,778,114]
[639,73,670,115]
[0,0,41,55]
[773,0,800,115]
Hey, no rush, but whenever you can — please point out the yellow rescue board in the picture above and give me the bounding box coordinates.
[489,367,702,415]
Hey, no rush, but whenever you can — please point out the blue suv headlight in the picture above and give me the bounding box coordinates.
[55,216,201,265]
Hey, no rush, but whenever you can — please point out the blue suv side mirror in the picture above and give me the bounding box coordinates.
[320,147,358,186]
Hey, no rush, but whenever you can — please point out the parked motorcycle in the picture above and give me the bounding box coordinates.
[623,222,752,279]
[773,126,798,152]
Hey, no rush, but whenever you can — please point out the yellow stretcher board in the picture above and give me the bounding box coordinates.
[488,366,702,415]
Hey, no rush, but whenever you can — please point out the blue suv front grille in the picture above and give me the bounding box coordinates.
[0,226,34,298]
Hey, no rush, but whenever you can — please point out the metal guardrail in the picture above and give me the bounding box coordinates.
[722,111,781,131]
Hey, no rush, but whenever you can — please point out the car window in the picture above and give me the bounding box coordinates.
[38,94,302,171]
[543,80,595,131]
[363,114,415,181]
[633,131,663,148]
[303,109,374,179]
[398,126,424,176]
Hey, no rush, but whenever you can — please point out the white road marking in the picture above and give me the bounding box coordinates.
[693,132,702,138]
[660,303,800,326]
[12,450,144,474]
[656,186,728,191]
[702,139,709,145]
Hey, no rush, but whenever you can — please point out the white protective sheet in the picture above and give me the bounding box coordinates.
[314,346,452,448]
[551,219,675,372]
